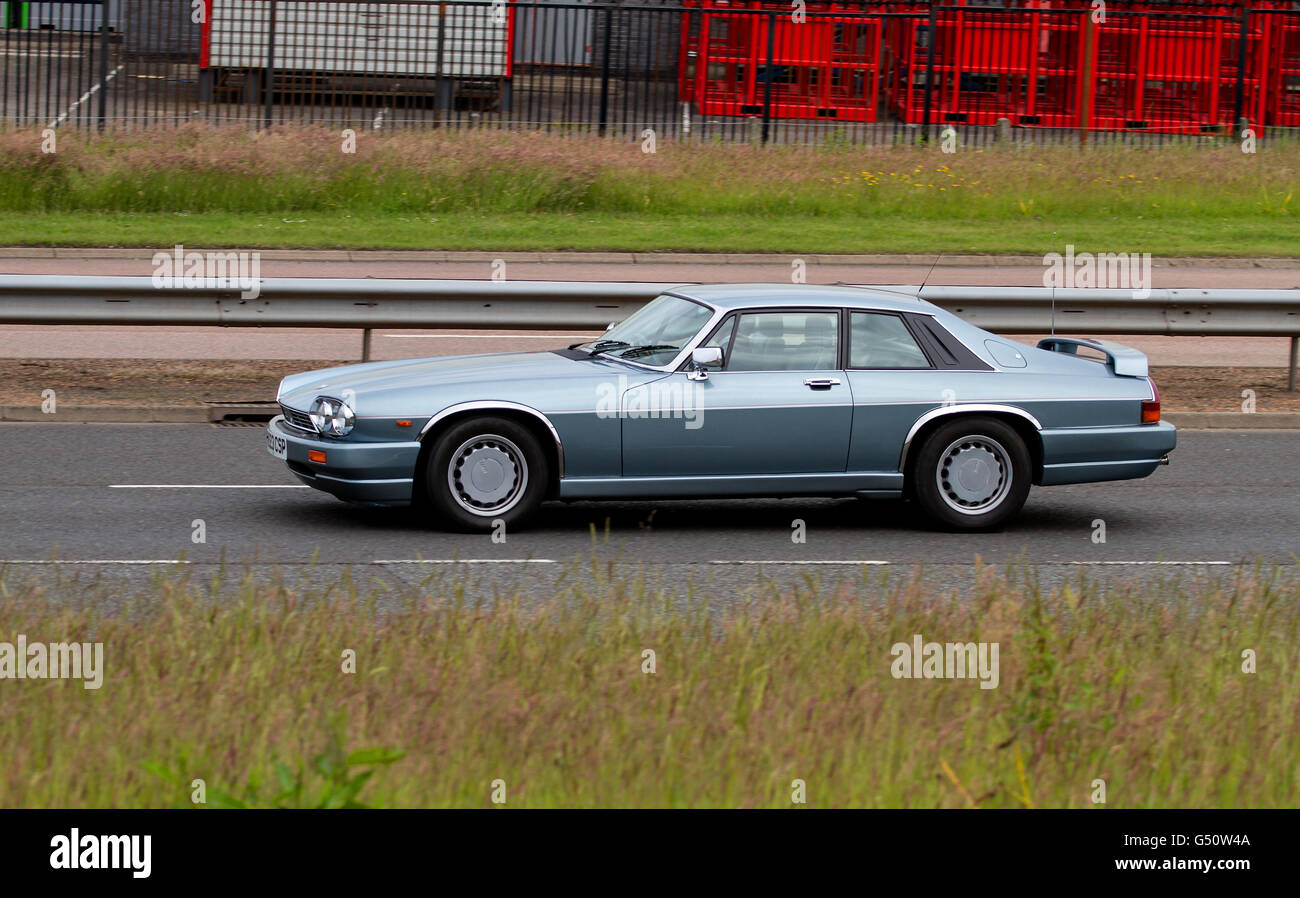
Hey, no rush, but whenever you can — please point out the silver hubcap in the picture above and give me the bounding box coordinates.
[447,434,528,517]
[935,435,1012,515]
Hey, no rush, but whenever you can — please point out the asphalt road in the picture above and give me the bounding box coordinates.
[0,424,1295,602]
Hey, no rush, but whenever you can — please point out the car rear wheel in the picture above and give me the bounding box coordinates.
[912,416,1031,531]
[425,416,549,532]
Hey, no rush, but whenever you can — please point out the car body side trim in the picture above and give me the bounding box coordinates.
[418,400,565,477]
[560,471,904,500]
[897,404,1044,472]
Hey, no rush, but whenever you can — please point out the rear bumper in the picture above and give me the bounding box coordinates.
[1038,421,1177,486]
[268,416,420,505]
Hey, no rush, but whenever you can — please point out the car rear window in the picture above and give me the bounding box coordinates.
[848,312,931,369]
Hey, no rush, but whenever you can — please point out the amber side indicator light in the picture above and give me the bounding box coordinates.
[308,449,327,464]
[1141,377,1161,424]
[396,420,412,428]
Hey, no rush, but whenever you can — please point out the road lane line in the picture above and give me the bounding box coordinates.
[709,560,891,565]
[1067,560,1233,565]
[110,484,310,489]
[0,560,190,565]
[373,559,556,564]
[706,560,1233,566]
[384,334,599,339]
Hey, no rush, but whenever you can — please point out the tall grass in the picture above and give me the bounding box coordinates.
[2,125,1296,223]
[1,560,1296,808]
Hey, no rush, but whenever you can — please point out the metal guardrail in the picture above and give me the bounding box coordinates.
[871,285,1300,337]
[1,274,1298,385]
[0,275,678,328]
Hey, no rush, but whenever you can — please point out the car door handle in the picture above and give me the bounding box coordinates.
[804,378,841,390]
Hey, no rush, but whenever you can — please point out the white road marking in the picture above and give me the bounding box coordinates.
[1067,560,1232,566]
[110,484,309,489]
[709,559,1234,566]
[0,558,1255,568]
[373,559,556,565]
[383,334,599,339]
[709,559,890,565]
[0,560,190,565]
[48,64,125,129]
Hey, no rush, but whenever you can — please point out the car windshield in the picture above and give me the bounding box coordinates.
[580,295,714,366]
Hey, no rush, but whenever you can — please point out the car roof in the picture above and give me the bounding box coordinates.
[665,283,935,314]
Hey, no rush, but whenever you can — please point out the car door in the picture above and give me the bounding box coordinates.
[621,308,853,476]
[842,310,956,472]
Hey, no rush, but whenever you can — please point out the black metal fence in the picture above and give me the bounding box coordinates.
[3,0,1299,145]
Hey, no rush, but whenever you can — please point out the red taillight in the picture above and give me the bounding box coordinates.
[1141,377,1161,424]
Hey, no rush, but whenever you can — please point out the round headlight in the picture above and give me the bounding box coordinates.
[309,396,354,437]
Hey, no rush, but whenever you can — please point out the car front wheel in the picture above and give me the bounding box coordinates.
[425,416,549,532]
[912,416,1031,531]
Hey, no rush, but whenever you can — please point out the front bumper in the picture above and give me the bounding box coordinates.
[267,416,422,505]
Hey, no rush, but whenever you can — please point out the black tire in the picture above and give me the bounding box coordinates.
[425,416,549,533]
[911,416,1031,531]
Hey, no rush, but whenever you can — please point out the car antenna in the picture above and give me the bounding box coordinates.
[917,253,941,300]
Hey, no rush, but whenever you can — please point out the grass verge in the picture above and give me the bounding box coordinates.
[2,126,1297,255]
[1,560,1295,808]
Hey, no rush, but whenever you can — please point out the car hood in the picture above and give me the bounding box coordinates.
[276,349,656,413]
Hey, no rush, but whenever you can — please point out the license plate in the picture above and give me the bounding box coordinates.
[266,431,287,460]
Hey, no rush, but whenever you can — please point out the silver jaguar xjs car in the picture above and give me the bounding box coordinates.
[267,284,1175,531]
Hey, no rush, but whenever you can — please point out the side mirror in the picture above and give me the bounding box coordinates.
[687,346,723,380]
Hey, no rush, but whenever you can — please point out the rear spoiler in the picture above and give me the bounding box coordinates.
[1037,337,1149,377]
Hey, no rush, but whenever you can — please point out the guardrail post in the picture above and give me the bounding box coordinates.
[1290,336,1298,392]
[362,328,373,363]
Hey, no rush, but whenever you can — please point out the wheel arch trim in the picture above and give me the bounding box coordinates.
[897,404,1043,473]
[418,400,564,477]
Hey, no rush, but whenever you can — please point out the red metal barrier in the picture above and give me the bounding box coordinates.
[679,1,883,122]
[678,1,1299,133]
[883,2,1274,133]
[885,5,1090,127]
[1264,10,1300,125]
[1090,11,1269,133]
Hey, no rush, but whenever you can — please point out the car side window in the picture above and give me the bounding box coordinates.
[727,311,840,371]
[849,312,931,369]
